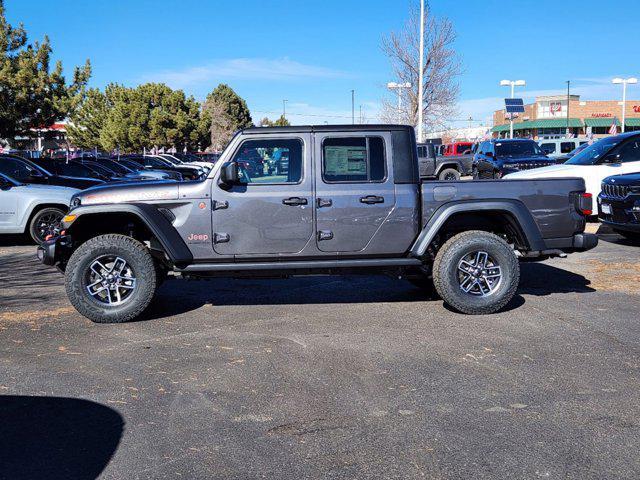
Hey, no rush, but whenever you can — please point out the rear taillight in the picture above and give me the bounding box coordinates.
[578,192,593,216]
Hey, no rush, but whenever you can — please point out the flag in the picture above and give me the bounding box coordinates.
[609,120,618,136]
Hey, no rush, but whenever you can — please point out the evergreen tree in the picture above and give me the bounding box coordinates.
[0,0,91,140]
[202,84,253,150]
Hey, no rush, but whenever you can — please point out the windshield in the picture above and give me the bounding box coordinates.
[495,141,544,157]
[100,159,132,174]
[160,155,181,165]
[566,136,621,165]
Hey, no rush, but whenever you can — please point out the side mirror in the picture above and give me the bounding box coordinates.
[219,161,240,185]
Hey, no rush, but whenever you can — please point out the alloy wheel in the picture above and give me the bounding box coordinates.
[84,255,137,306]
[457,251,502,297]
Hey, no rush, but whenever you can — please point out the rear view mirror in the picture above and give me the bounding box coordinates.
[219,161,240,185]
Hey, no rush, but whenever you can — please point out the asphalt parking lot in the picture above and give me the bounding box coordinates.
[1,231,639,479]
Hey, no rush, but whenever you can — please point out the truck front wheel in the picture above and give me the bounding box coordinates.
[432,230,519,315]
[64,234,157,323]
[438,168,461,181]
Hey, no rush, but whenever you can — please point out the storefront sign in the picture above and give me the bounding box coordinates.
[591,113,613,117]
[633,105,640,113]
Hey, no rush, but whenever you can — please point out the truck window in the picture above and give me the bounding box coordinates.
[322,137,385,183]
[232,138,303,184]
[560,142,575,154]
[540,143,556,154]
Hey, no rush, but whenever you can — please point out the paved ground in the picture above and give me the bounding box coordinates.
[1,231,639,479]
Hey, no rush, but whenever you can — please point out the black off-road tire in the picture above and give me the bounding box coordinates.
[432,230,520,315]
[438,168,461,181]
[65,234,157,323]
[28,207,65,244]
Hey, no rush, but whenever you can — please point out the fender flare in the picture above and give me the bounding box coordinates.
[64,203,193,266]
[410,200,546,256]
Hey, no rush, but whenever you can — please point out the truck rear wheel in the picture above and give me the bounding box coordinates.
[438,168,461,181]
[64,234,157,323]
[432,230,519,315]
[29,207,64,244]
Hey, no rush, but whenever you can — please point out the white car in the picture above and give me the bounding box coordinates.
[0,172,79,243]
[505,132,640,198]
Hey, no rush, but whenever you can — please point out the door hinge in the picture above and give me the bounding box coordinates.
[318,230,334,241]
[213,233,230,243]
[212,200,229,210]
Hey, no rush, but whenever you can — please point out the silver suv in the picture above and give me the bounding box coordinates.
[0,173,79,243]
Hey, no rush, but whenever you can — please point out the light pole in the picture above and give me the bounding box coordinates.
[417,0,425,143]
[499,79,526,139]
[387,81,412,123]
[612,77,638,133]
[282,99,288,121]
[351,90,355,125]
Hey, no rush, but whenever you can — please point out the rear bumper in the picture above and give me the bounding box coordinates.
[544,233,598,252]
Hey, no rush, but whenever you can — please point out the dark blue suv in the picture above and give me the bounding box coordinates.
[472,139,556,179]
[598,173,640,241]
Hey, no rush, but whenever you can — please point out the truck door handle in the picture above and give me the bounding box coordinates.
[282,197,308,206]
[317,198,332,208]
[359,195,384,204]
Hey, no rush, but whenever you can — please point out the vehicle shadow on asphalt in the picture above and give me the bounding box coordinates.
[0,395,123,480]
[0,234,34,247]
[138,262,596,320]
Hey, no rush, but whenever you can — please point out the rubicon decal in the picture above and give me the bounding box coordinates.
[187,233,209,242]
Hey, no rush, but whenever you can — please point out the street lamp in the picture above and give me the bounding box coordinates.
[387,81,412,123]
[499,79,526,139]
[612,77,638,133]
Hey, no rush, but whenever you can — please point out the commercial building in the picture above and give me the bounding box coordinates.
[492,95,640,139]
[424,124,492,144]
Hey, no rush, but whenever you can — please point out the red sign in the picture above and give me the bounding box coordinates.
[550,102,562,115]
[633,105,640,113]
[591,113,612,117]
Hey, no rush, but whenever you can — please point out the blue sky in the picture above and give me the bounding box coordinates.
[7,0,640,128]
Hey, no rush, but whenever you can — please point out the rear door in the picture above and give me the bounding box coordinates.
[314,132,396,253]
[211,134,313,256]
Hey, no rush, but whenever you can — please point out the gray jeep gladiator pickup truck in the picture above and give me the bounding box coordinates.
[38,125,597,323]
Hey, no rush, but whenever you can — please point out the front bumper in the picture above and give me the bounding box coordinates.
[598,194,640,231]
[36,235,72,268]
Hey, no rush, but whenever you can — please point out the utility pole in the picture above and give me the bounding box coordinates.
[282,99,288,121]
[359,105,363,124]
[351,90,355,125]
[387,82,412,123]
[417,0,425,143]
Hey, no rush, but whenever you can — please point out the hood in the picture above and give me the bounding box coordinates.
[603,172,640,186]
[74,180,180,206]
[23,183,79,194]
[503,163,580,179]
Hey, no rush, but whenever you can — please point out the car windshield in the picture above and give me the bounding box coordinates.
[160,155,181,165]
[495,141,543,157]
[100,159,132,174]
[566,136,622,165]
[145,156,171,167]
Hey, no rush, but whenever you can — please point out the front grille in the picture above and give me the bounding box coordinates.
[601,183,630,199]
[510,162,554,170]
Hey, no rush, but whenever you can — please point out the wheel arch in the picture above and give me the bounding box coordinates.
[24,203,69,233]
[64,203,193,267]
[410,200,546,257]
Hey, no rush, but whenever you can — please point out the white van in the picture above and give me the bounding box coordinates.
[538,138,588,159]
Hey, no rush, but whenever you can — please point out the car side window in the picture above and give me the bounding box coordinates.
[560,142,574,154]
[322,136,386,183]
[231,138,303,184]
[0,158,31,181]
[614,139,640,163]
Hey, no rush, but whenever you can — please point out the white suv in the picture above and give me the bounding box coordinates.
[505,132,640,198]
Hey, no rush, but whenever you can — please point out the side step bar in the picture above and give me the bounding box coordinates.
[178,258,422,272]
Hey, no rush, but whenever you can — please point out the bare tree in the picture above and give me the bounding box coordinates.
[381,2,461,133]
[202,97,237,152]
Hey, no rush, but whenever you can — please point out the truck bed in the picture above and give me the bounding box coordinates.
[420,177,588,242]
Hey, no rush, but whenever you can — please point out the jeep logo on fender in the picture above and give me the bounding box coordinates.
[187,233,209,242]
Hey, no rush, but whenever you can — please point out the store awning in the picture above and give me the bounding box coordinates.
[626,118,640,127]
[492,118,583,133]
[584,118,618,127]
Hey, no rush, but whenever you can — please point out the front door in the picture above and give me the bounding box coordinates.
[0,181,20,229]
[211,134,313,256]
[314,132,396,253]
